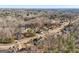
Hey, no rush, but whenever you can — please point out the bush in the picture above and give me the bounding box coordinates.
[56,32,76,53]
[0,37,14,44]
[41,32,77,53]
[23,28,36,37]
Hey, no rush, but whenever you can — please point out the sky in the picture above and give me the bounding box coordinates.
[0,5,79,8]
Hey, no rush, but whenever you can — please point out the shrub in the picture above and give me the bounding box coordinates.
[23,28,36,37]
[57,32,76,53]
[41,32,77,53]
[0,37,14,44]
